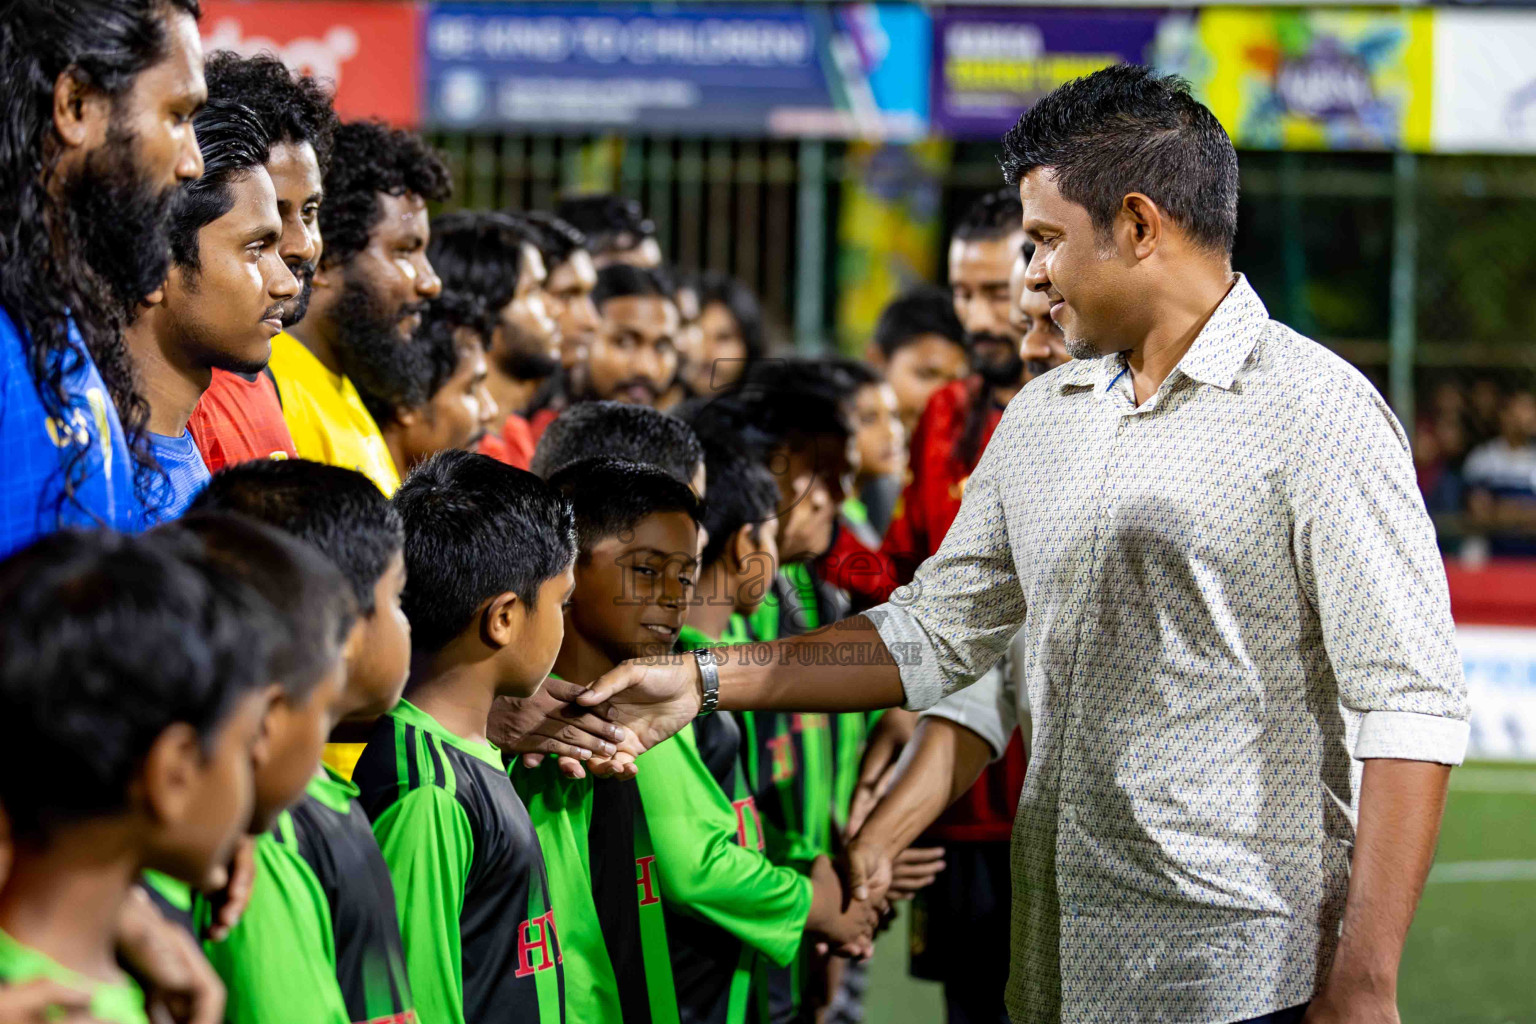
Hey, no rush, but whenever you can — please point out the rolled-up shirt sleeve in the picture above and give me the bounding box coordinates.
[867,409,1028,713]
[920,659,1018,759]
[1289,371,1469,764]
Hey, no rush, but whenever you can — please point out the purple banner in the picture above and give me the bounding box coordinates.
[932,7,1166,140]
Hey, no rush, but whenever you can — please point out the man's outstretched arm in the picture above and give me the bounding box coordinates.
[572,615,907,755]
[577,417,1031,755]
[1304,759,1450,1024]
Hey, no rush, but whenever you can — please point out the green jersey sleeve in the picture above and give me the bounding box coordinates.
[202,824,349,1024]
[636,730,812,967]
[371,785,475,1024]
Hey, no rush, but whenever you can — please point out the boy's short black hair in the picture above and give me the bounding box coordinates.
[530,400,703,487]
[555,194,654,257]
[954,187,1024,243]
[172,513,357,702]
[0,530,277,841]
[321,120,452,270]
[203,50,338,173]
[547,458,701,556]
[874,286,968,359]
[1000,64,1239,254]
[698,438,778,570]
[521,211,587,271]
[189,459,404,616]
[168,100,271,275]
[393,451,577,654]
[592,264,674,310]
[687,358,855,462]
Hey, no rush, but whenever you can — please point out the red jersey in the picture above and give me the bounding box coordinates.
[477,412,536,471]
[886,376,1026,843]
[188,369,298,473]
[529,406,558,446]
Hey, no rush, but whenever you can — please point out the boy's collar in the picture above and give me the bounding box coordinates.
[309,765,360,810]
[389,699,503,770]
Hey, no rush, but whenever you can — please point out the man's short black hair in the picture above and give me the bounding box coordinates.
[954,187,1024,243]
[698,437,778,570]
[321,120,452,270]
[1000,64,1239,254]
[555,194,654,257]
[172,512,357,703]
[697,271,766,368]
[202,50,338,173]
[393,451,576,654]
[189,459,404,616]
[427,210,528,342]
[0,528,274,841]
[168,100,271,274]
[547,458,701,556]
[521,211,588,270]
[530,401,703,487]
[874,286,968,359]
[592,264,674,309]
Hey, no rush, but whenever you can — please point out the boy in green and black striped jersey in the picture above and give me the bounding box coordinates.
[512,455,874,1024]
[354,451,578,1024]
[190,461,418,1024]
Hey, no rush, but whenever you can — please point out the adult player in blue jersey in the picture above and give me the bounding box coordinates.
[0,0,207,555]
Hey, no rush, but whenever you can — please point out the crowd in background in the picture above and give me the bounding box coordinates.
[0,2,1076,1023]
[1415,378,1536,556]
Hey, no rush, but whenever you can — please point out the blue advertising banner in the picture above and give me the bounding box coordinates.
[424,2,930,138]
[932,6,1168,140]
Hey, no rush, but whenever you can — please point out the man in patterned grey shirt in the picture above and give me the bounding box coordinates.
[579,65,1468,1024]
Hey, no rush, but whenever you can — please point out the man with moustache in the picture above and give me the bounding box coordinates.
[0,0,206,555]
[581,264,680,409]
[187,51,338,472]
[421,210,559,471]
[125,100,298,522]
[582,67,1467,1024]
[267,119,449,494]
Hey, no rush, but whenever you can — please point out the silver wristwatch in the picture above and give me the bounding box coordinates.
[692,648,720,717]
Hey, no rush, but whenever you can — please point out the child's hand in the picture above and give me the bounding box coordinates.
[888,845,945,900]
[489,678,628,772]
[199,836,256,941]
[581,725,647,780]
[115,888,226,1024]
[0,978,96,1022]
[806,855,878,960]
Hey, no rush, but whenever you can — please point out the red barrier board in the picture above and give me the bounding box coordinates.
[200,0,422,125]
[1444,558,1536,627]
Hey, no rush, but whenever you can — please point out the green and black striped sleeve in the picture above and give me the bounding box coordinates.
[200,826,351,1024]
[371,786,474,1024]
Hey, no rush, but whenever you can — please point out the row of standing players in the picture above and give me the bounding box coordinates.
[0,8,1066,1022]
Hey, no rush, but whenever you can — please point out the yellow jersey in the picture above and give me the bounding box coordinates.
[267,332,400,496]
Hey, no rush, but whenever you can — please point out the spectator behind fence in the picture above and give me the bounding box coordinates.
[1464,391,1536,555]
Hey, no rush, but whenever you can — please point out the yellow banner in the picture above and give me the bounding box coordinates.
[1181,7,1433,151]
